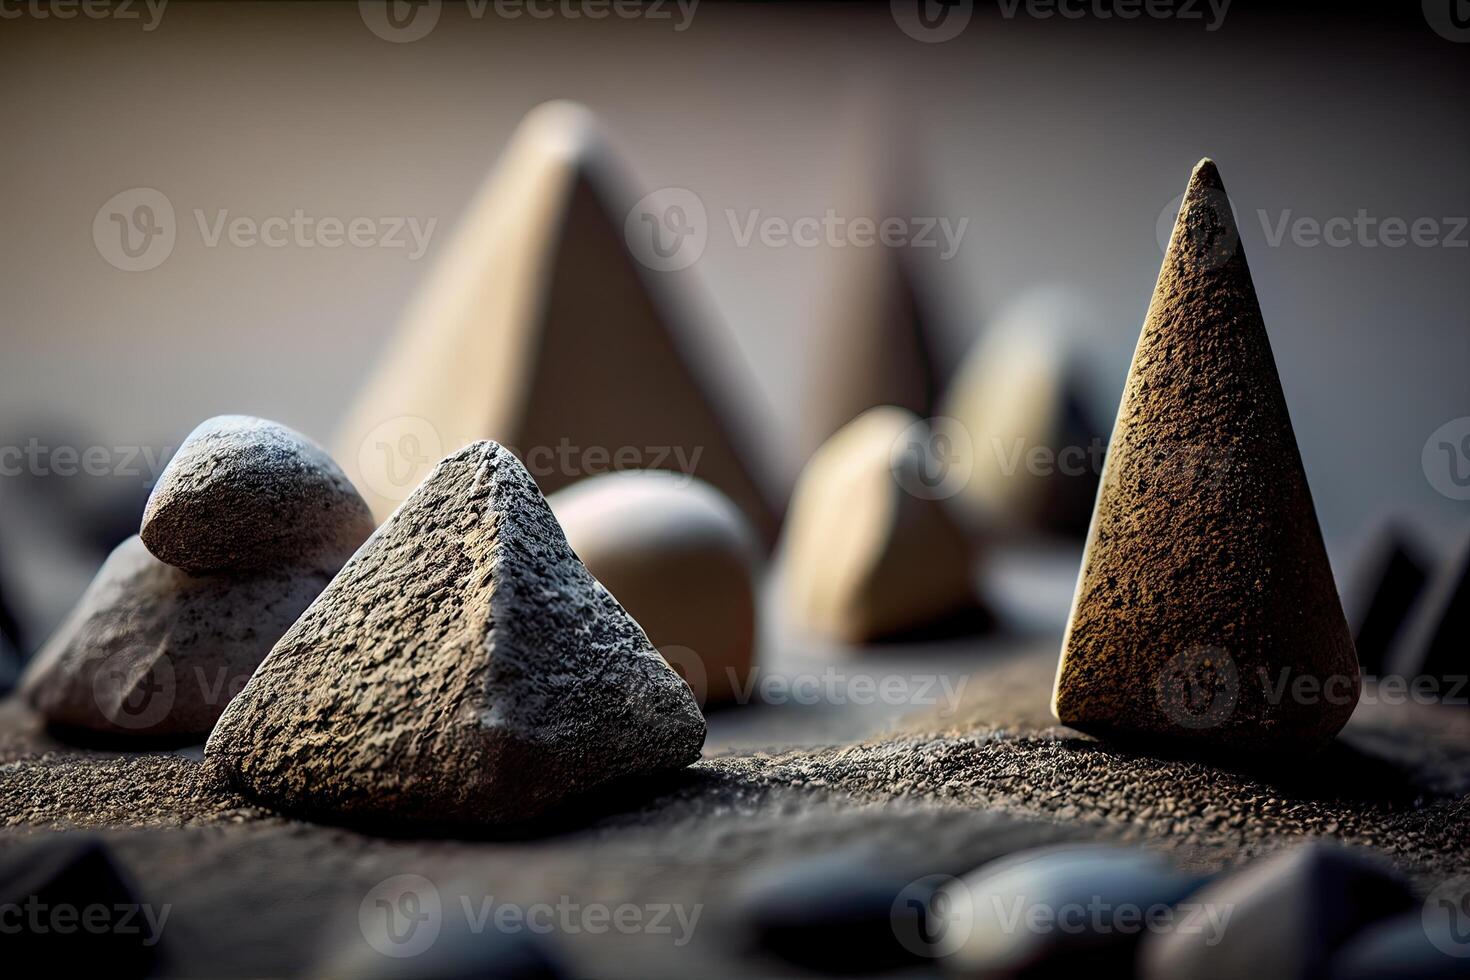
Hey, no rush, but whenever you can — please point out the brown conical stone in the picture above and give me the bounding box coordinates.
[1052,159,1359,755]
[204,441,706,830]
[335,101,780,546]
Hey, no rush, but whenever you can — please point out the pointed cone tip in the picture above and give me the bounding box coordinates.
[1188,157,1224,192]
[517,100,606,166]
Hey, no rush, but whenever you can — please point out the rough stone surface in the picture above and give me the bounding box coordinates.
[1348,523,1429,676]
[550,471,760,707]
[205,441,707,830]
[19,536,329,739]
[1389,524,1469,692]
[782,407,982,643]
[141,415,375,575]
[940,843,1207,975]
[1053,159,1360,755]
[1139,842,1416,980]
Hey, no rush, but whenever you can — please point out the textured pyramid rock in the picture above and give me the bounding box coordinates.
[1388,524,1469,695]
[1140,844,1414,980]
[205,441,707,830]
[941,286,1116,537]
[142,415,375,574]
[795,112,948,464]
[1053,160,1360,755]
[1346,523,1429,676]
[20,416,368,741]
[938,845,1206,976]
[549,471,759,707]
[20,536,330,739]
[335,101,779,545]
[781,407,980,643]
[0,835,162,977]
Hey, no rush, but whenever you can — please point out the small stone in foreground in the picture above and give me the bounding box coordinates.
[142,415,375,574]
[20,536,329,739]
[0,835,161,977]
[938,844,1206,976]
[1328,911,1469,980]
[781,407,981,643]
[1139,843,1415,980]
[206,441,706,830]
[550,471,759,707]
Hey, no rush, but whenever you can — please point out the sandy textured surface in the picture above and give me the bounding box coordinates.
[2,642,1467,977]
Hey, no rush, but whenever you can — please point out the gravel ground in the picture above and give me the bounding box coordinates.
[2,644,1467,977]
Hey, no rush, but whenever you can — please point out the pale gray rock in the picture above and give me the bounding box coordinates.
[142,415,375,574]
[19,536,330,739]
[1139,843,1415,980]
[205,441,707,830]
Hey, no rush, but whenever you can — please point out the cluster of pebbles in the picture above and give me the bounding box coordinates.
[19,416,375,740]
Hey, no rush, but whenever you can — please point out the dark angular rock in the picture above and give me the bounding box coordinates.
[205,441,706,830]
[19,536,330,739]
[141,415,375,575]
[938,844,1207,978]
[1328,912,1470,980]
[1053,159,1360,755]
[1139,843,1415,980]
[1389,525,1470,700]
[0,835,163,977]
[1347,524,1430,676]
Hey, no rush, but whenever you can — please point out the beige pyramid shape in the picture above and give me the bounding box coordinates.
[782,407,979,643]
[1053,160,1359,755]
[795,110,948,463]
[337,101,780,545]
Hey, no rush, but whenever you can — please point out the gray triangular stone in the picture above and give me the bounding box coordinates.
[205,441,707,829]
